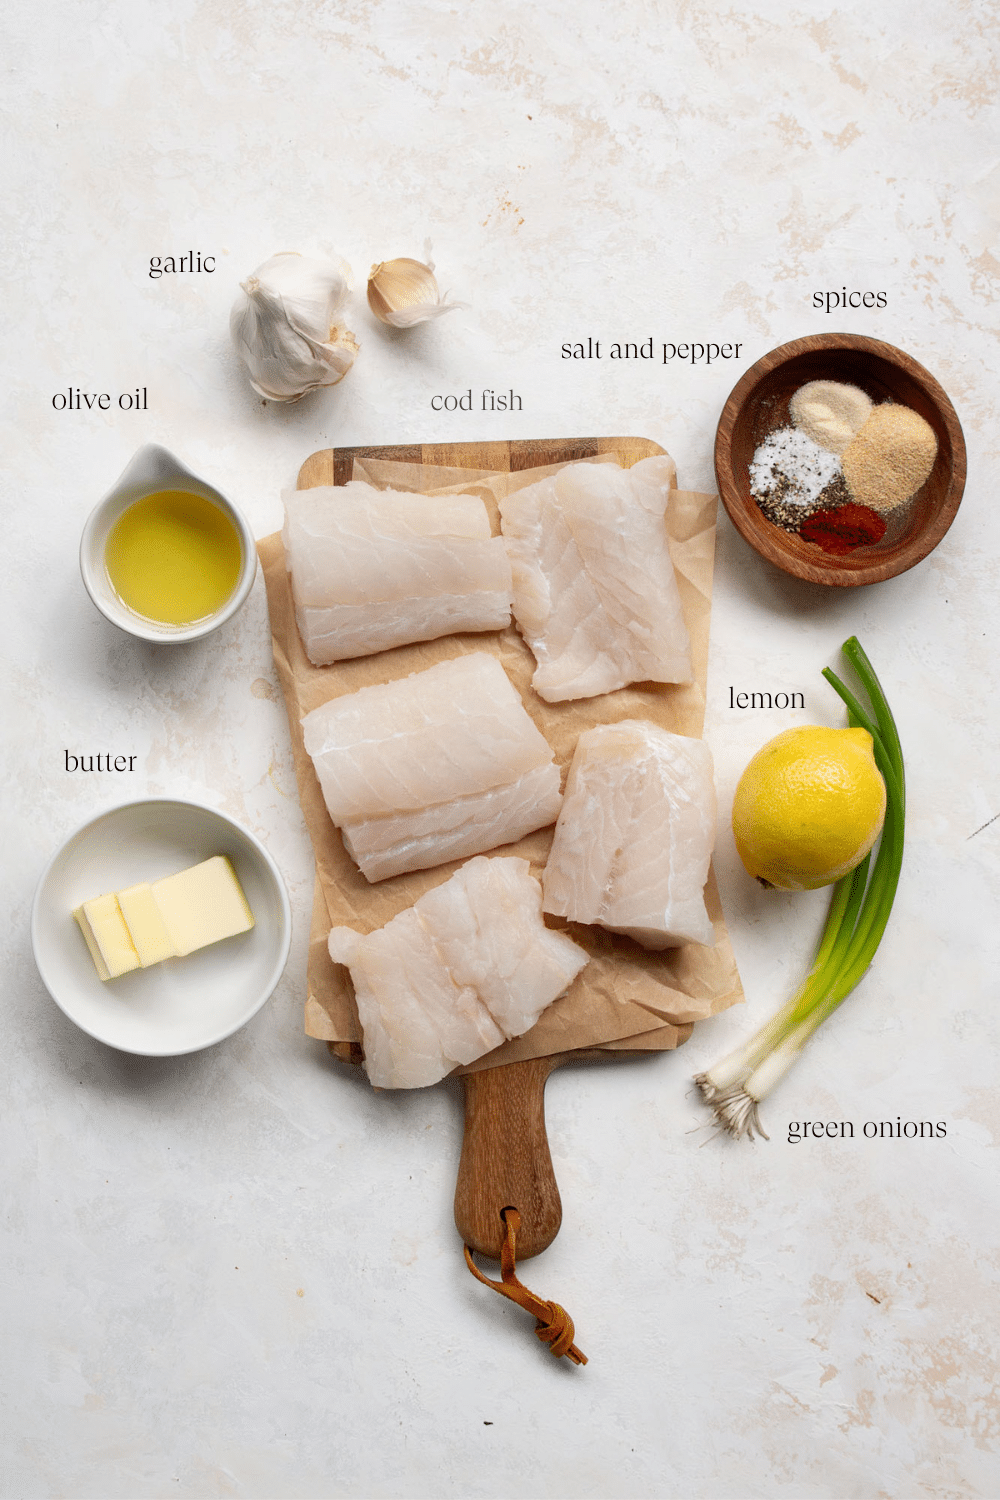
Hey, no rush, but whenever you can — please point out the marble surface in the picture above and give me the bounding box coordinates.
[4,1,999,1496]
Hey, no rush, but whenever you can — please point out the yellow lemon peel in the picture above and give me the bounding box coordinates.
[732,725,886,891]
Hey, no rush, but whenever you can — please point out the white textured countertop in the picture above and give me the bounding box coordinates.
[4,2,999,1496]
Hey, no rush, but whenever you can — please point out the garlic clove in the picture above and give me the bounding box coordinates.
[367,256,461,328]
[230,251,360,403]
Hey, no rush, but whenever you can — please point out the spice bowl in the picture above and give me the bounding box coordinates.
[80,444,257,641]
[714,334,966,587]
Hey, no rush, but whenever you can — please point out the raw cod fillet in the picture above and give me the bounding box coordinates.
[283,482,512,664]
[498,455,693,702]
[328,856,590,1088]
[543,720,716,949]
[301,652,563,881]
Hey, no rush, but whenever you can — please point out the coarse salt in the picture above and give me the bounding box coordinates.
[749,428,842,506]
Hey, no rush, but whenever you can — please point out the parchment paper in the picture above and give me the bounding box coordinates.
[258,448,744,1074]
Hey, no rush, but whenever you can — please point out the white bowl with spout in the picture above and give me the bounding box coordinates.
[80,444,257,643]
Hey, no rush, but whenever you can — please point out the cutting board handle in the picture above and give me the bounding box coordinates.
[454,1057,562,1261]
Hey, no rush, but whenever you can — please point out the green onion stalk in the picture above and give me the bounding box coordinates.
[694,636,905,1141]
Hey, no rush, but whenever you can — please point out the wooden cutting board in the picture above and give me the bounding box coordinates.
[269,435,738,1262]
[296,435,665,489]
[453,1038,690,1260]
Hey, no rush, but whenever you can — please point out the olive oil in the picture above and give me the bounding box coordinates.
[105,490,242,626]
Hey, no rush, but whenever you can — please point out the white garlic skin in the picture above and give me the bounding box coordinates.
[230,251,360,402]
[367,257,460,328]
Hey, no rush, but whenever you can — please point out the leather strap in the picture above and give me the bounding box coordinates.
[463,1207,587,1365]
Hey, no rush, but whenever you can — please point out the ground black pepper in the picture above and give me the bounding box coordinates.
[753,473,851,533]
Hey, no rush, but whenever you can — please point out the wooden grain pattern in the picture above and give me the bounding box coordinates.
[296,435,665,491]
[714,333,966,588]
[455,1057,564,1259]
[454,1046,660,1257]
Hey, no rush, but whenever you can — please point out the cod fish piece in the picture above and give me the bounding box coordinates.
[543,720,716,949]
[328,856,590,1088]
[283,482,512,664]
[301,652,563,881]
[498,455,693,702]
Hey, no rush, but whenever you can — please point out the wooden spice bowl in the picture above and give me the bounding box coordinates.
[715,333,966,587]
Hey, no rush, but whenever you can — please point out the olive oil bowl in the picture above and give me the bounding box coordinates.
[80,444,257,642]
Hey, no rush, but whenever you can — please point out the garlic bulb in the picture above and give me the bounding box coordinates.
[230,251,360,402]
[367,253,460,328]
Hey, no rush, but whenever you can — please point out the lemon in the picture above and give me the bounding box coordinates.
[732,725,886,890]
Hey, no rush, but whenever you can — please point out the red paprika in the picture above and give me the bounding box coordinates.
[800,502,886,555]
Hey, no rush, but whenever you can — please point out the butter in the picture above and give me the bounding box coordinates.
[117,882,176,967]
[150,856,254,957]
[74,856,254,980]
[73,893,141,980]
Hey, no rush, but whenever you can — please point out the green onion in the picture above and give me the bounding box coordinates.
[694,636,905,1141]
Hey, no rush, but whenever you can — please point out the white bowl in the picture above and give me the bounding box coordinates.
[32,800,291,1056]
[80,444,257,643]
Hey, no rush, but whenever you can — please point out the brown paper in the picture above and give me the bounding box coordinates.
[259,443,744,1077]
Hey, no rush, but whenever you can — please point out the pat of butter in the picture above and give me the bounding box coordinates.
[150,856,254,957]
[73,857,255,981]
[117,882,176,967]
[73,893,141,981]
